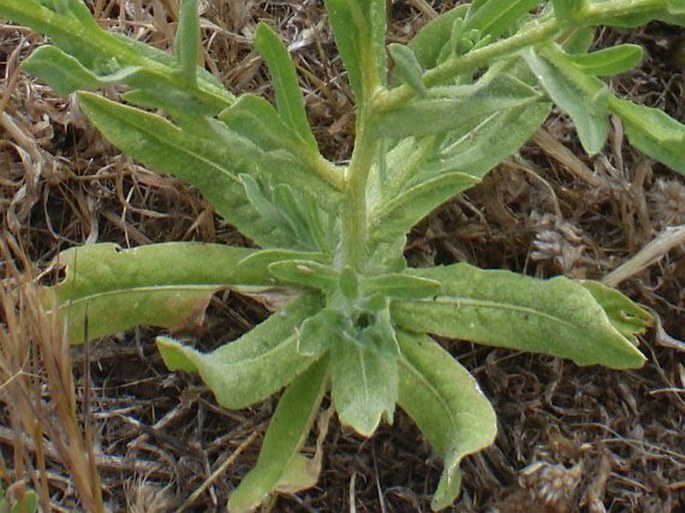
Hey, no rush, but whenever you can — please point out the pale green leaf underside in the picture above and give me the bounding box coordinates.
[44,242,287,343]
[391,264,647,369]
[228,359,328,513]
[397,332,497,511]
[157,293,323,409]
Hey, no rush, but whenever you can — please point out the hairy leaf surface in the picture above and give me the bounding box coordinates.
[254,23,318,150]
[609,96,685,173]
[157,293,322,409]
[227,359,328,513]
[44,242,296,343]
[397,332,497,511]
[391,264,647,369]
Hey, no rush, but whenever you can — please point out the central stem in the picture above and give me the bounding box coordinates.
[340,115,379,271]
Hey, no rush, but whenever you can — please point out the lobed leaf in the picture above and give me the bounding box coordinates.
[254,23,318,150]
[44,242,281,344]
[609,96,685,174]
[157,293,322,410]
[391,264,648,369]
[397,332,497,511]
[227,359,328,513]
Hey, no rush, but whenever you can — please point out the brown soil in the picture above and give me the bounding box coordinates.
[1,1,683,512]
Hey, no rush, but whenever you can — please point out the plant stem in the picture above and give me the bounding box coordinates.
[339,113,379,271]
[375,0,665,113]
[374,17,559,112]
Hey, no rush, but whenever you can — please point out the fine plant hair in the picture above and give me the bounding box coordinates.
[1,0,684,511]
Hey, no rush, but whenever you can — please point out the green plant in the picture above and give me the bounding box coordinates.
[0,483,37,513]
[2,0,683,510]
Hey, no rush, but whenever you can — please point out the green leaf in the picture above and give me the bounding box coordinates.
[23,46,114,94]
[397,332,497,512]
[218,94,306,153]
[254,23,318,150]
[465,0,541,39]
[9,489,37,513]
[322,0,387,105]
[338,267,359,300]
[218,95,342,193]
[329,337,398,436]
[562,26,595,54]
[377,74,541,139]
[362,273,441,299]
[552,0,589,26]
[240,175,333,251]
[388,43,426,96]
[421,100,551,180]
[43,242,281,344]
[391,264,647,369]
[298,309,344,356]
[157,293,322,409]
[49,0,98,28]
[587,0,685,28]
[369,172,480,246]
[76,92,299,247]
[267,260,337,290]
[609,96,685,174]
[566,44,643,76]
[227,359,328,513]
[522,44,609,154]
[408,4,469,69]
[175,0,200,84]
[579,281,653,343]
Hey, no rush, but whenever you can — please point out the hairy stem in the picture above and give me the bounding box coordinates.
[339,114,380,270]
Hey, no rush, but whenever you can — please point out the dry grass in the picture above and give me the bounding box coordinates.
[0,1,684,512]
